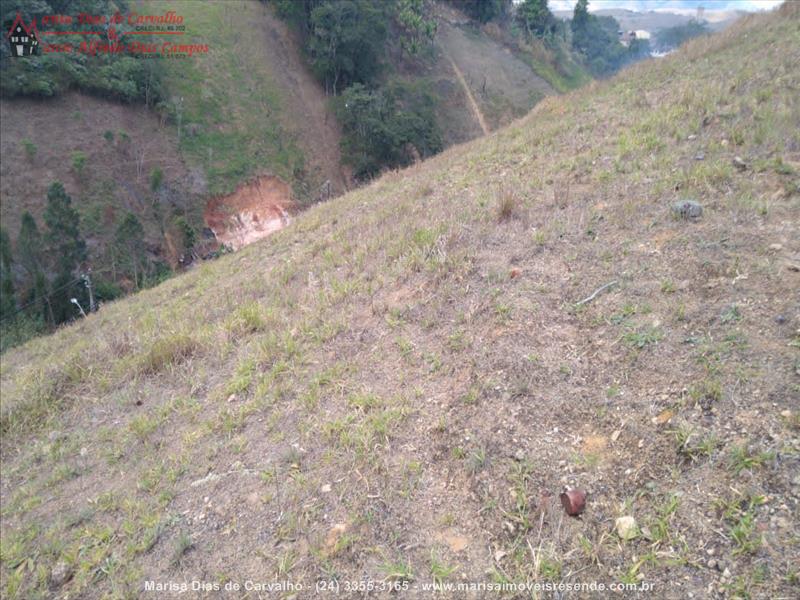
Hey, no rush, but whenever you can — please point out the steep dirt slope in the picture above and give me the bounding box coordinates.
[0,92,193,260]
[253,6,350,196]
[1,5,798,599]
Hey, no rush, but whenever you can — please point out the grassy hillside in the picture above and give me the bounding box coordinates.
[1,5,799,599]
[144,0,344,198]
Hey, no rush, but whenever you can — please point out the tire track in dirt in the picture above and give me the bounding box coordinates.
[446,55,490,136]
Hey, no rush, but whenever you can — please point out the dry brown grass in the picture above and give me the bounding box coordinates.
[495,187,521,222]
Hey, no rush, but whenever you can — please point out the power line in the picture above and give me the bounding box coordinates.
[0,275,85,324]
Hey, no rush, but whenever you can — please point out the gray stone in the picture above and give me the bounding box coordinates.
[50,561,72,587]
[672,200,703,220]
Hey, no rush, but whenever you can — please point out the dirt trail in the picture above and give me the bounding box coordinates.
[447,55,490,136]
[434,14,556,135]
[254,4,349,195]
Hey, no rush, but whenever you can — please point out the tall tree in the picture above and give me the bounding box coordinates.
[43,182,87,323]
[307,0,387,93]
[572,0,589,30]
[16,212,52,324]
[517,0,555,38]
[17,212,43,278]
[43,182,86,274]
[0,228,15,322]
[113,212,147,288]
[396,0,437,56]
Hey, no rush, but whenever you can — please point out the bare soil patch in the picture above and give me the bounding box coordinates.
[204,175,293,250]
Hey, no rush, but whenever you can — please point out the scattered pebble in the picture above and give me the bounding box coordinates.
[50,561,72,587]
[671,200,703,220]
[615,516,638,540]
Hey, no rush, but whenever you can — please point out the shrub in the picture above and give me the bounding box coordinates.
[149,167,164,192]
[172,216,196,251]
[139,334,197,374]
[335,81,442,179]
[21,139,37,161]
[71,151,87,176]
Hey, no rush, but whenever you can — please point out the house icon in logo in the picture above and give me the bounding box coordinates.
[6,13,39,57]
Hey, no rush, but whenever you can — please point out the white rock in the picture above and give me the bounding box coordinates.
[615,516,638,540]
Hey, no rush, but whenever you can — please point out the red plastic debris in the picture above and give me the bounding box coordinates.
[560,488,586,516]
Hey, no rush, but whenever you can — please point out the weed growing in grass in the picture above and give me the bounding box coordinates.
[129,415,159,442]
[226,302,268,336]
[727,444,774,475]
[623,326,663,349]
[381,559,414,582]
[537,553,563,580]
[496,188,520,222]
[720,304,742,324]
[648,494,680,544]
[429,550,456,584]
[690,378,722,405]
[276,550,297,576]
[466,447,488,475]
[171,532,193,567]
[717,494,766,556]
[226,358,256,396]
[674,425,719,461]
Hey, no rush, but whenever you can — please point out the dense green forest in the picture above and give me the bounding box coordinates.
[0,0,165,103]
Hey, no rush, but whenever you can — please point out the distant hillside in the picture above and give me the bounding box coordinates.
[554,7,742,35]
[426,2,589,146]
[146,0,347,199]
[0,0,348,348]
[2,4,798,599]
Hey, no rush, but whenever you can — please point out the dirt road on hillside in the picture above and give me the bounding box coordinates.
[447,56,490,136]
